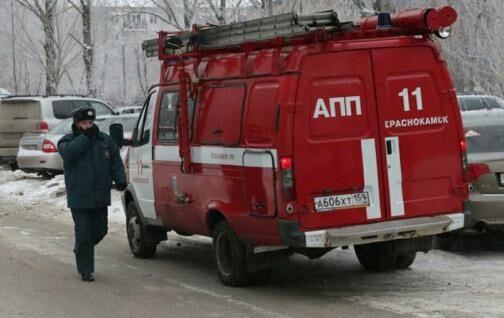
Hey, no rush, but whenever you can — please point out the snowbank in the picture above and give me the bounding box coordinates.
[0,167,125,224]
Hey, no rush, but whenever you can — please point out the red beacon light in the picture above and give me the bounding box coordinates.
[357,6,458,38]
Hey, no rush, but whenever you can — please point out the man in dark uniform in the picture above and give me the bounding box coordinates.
[58,107,127,282]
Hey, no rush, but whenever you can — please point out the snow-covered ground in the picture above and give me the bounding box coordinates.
[0,166,125,224]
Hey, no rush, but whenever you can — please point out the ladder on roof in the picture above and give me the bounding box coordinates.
[142,10,353,57]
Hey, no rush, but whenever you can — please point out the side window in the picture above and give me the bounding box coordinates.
[483,97,504,110]
[461,97,486,111]
[90,101,113,115]
[245,81,279,146]
[133,91,157,146]
[157,91,179,142]
[157,91,196,142]
[195,85,245,145]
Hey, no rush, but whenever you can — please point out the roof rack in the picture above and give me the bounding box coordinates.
[142,10,352,57]
[143,6,457,61]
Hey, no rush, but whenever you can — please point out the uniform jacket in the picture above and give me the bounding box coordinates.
[58,125,126,209]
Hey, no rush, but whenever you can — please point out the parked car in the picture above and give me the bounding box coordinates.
[0,95,116,169]
[0,88,11,98]
[117,106,142,114]
[461,114,504,232]
[16,114,137,177]
[457,94,504,126]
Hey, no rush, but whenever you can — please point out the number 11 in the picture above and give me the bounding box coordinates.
[399,87,423,112]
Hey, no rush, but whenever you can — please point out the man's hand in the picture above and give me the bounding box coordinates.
[115,182,127,191]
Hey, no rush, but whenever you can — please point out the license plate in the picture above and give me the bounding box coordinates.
[314,192,370,212]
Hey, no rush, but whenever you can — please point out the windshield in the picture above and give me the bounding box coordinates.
[52,100,112,119]
[465,125,504,154]
[49,118,109,135]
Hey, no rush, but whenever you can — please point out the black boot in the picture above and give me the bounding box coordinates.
[81,273,95,282]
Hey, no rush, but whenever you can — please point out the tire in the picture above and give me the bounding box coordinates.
[394,251,416,270]
[126,202,157,258]
[355,241,418,272]
[8,161,18,171]
[355,242,397,272]
[213,221,252,287]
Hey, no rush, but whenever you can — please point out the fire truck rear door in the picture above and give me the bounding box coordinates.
[294,50,386,230]
[372,46,464,219]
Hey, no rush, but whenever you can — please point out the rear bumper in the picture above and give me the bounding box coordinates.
[466,194,504,229]
[278,213,465,248]
[17,151,63,171]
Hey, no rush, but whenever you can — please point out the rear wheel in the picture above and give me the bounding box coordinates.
[354,241,417,272]
[126,202,157,258]
[394,251,416,269]
[213,221,252,286]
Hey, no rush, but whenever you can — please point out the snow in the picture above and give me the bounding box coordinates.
[0,166,126,224]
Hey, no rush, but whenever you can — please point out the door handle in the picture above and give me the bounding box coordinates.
[386,140,393,155]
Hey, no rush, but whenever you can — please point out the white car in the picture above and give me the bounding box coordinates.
[0,95,116,168]
[17,114,137,177]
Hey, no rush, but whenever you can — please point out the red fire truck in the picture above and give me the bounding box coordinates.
[115,7,480,286]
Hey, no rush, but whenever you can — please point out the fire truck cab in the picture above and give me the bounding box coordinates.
[119,7,472,286]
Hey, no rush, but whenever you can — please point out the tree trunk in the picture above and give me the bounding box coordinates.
[267,0,273,16]
[219,0,226,24]
[81,0,95,96]
[11,1,18,94]
[43,0,57,95]
[183,0,191,30]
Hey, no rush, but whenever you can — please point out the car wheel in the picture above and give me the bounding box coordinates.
[126,202,157,258]
[213,221,252,286]
[354,241,398,272]
[394,251,416,269]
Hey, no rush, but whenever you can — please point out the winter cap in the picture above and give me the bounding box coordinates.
[72,107,96,123]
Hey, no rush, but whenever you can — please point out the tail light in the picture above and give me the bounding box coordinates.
[460,140,468,169]
[34,121,49,133]
[42,139,58,153]
[280,157,296,202]
[464,163,490,183]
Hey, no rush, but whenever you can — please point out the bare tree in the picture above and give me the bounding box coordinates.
[10,1,19,93]
[146,0,200,30]
[14,0,59,94]
[67,0,95,96]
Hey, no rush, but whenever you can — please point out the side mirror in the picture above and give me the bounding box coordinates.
[110,123,125,148]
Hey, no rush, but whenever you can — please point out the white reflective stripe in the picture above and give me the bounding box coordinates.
[154,145,277,168]
[361,138,382,220]
[386,136,405,216]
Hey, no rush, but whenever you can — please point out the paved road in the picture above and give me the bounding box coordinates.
[1,197,504,317]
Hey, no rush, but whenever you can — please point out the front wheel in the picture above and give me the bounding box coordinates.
[126,202,157,258]
[354,241,417,272]
[213,221,252,287]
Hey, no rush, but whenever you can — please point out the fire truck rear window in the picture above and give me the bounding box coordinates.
[195,85,245,146]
